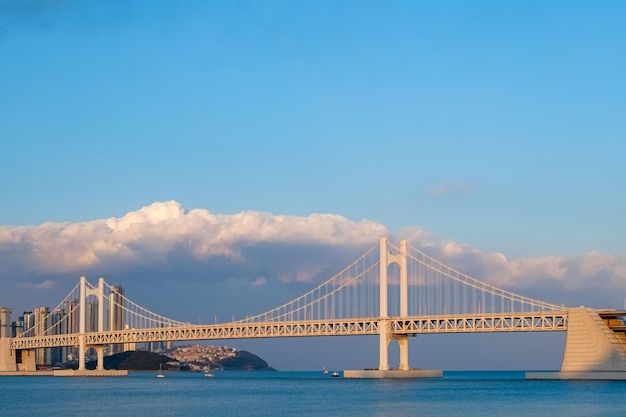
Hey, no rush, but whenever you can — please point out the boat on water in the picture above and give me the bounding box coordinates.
[157,364,165,378]
[331,371,339,377]
[204,371,214,377]
[323,366,328,375]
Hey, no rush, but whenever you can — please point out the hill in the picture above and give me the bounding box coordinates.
[95,349,273,371]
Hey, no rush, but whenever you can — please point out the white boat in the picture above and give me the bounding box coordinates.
[157,364,165,378]
[204,372,214,377]
[323,366,328,375]
[331,371,339,377]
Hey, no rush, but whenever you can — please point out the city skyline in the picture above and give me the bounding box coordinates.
[1,2,625,370]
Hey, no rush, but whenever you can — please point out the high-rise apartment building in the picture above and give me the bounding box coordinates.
[85,301,99,333]
[49,306,70,366]
[0,307,11,339]
[12,318,23,338]
[21,311,34,336]
[34,307,50,368]
[109,286,125,354]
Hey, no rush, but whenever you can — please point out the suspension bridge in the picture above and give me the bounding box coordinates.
[2,237,626,379]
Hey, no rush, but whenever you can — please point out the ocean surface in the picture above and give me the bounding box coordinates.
[1,370,626,417]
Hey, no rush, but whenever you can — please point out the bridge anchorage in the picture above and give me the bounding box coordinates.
[2,236,626,379]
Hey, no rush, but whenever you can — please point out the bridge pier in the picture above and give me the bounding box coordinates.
[1,343,37,373]
[20,350,36,371]
[527,307,626,380]
[395,334,409,371]
[378,320,390,371]
[78,336,85,371]
[0,339,17,372]
[94,345,105,371]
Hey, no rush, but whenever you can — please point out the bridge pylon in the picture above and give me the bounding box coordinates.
[344,238,443,378]
[78,276,105,371]
[378,237,409,371]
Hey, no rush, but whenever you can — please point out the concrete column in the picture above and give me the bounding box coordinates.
[399,240,408,317]
[94,345,105,371]
[0,339,17,372]
[78,277,86,371]
[21,350,36,372]
[379,237,388,319]
[396,335,409,370]
[97,278,105,333]
[378,320,390,371]
[379,237,389,371]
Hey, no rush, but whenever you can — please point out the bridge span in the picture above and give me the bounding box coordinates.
[9,312,568,349]
[2,237,626,378]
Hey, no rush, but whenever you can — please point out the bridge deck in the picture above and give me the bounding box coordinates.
[9,312,567,350]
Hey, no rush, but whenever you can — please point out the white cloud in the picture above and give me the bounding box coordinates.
[2,201,626,309]
[17,280,56,290]
[0,201,387,275]
[251,277,267,287]
[428,180,474,196]
[398,226,623,293]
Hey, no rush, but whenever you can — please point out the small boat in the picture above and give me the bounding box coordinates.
[331,371,339,378]
[157,364,165,378]
[323,366,328,375]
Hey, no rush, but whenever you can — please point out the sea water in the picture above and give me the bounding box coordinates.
[1,371,625,417]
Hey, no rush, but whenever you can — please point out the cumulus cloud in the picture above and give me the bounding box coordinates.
[0,200,387,278]
[2,201,626,313]
[397,226,626,295]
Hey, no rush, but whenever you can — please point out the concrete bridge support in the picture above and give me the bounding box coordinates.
[395,335,410,371]
[343,238,442,379]
[93,345,105,371]
[527,307,626,380]
[19,350,36,371]
[0,343,36,372]
[0,339,17,372]
[78,277,105,371]
[378,237,410,371]
[561,307,626,372]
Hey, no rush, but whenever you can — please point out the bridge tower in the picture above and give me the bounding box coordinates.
[78,276,105,371]
[378,237,409,371]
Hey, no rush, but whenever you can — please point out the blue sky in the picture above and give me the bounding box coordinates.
[1,1,625,371]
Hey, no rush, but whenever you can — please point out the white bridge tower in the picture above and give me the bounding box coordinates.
[378,237,409,371]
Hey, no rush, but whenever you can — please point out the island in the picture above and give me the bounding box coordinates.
[95,344,274,372]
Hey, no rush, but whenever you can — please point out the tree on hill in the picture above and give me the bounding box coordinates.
[218,351,273,371]
[102,351,173,371]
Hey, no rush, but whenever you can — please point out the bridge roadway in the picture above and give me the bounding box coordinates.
[10,311,567,350]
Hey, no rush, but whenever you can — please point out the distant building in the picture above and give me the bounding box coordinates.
[12,318,23,338]
[109,286,125,354]
[21,311,34,336]
[64,300,79,360]
[85,301,99,332]
[0,307,11,339]
[34,307,50,367]
[49,306,70,366]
